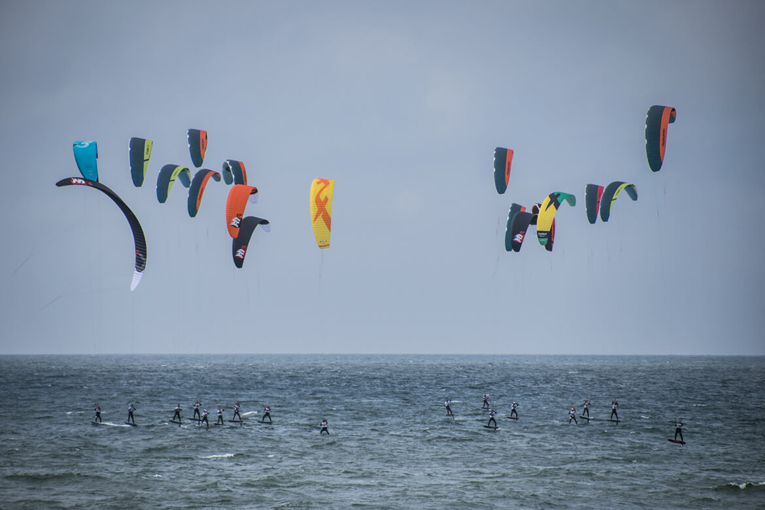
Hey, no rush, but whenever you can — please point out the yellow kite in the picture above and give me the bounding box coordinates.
[310,178,334,249]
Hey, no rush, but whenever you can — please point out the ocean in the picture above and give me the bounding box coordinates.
[1,355,764,509]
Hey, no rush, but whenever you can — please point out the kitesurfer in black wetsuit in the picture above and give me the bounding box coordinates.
[320,419,329,435]
[674,420,684,442]
[582,399,590,418]
[201,409,209,429]
[509,402,519,419]
[482,394,490,409]
[610,400,619,421]
[262,405,272,423]
[127,404,136,425]
[569,407,578,424]
[193,401,201,420]
[445,399,453,417]
[172,404,182,423]
[232,402,241,421]
[94,404,102,423]
[216,407,224,425]
[488,409,498,429]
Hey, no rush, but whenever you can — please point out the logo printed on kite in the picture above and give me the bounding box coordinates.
[235,247,246,259]
[71,178,87,185]
[230,217,241,228]
[513,233,525,243]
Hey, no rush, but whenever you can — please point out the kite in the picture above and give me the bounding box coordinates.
[645,105,676,172]
[56,177,147,291]
[128,138,153,187]
[310,178,334,249]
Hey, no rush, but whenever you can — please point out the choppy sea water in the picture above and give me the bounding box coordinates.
[1,355,764,509]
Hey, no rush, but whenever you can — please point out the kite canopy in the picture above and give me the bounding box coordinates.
[585,184,605,224]
[600,182,638,222]
[645,105,676,172]
[156,165,192,203]
[493,147,514,194]
[73,141,99,181]
[129,137,153,187]
[222,160,247,185]
[509,211,535,253]
[226,185,259,238]
[187,169,221,217]
[187,129,207,168]
[232,216,271,268]
[55,177,147,291]
[310,178,334,249]
[504,203,526,252]
[536,192,576,247]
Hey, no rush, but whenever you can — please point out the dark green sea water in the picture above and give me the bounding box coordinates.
[1,355,764,509]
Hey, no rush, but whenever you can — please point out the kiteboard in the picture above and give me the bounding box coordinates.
[507,416,518,420]
[228,420,243,424]
[259,420,273,424]
[483,425,499,430]
[187,417,202,422]
[667,438,686,445]
[170,420,182,425]
[125,422,136,427]
[580,415,591,420]
[607,419,620,423]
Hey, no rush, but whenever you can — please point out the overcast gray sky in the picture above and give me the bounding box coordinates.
[1,1,763,355]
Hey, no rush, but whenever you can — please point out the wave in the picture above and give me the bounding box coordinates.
[713,481,765,493]
[200,453,235,459]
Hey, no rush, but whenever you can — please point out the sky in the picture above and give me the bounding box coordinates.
[1,1,764,355]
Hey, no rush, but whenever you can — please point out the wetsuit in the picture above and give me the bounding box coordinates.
[201,410,209,428]
[320,420,329,435]
[569,409,578,424]
[510,403,518,419]
[94,405,102,423]
[127,405,136,425]
[674,422,684,441]
[582,400,590,418]
[215,408,224,425]
[173,405,182,423]
[488,409,497,428]
[233,404,241,421]
[262,406,272,423]
[193,402,201,420]
[445,400,453,416]
[610,401,619,420]
[482,395,490,409]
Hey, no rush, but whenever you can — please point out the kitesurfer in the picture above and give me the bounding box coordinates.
[262,405,272,423]
[445,399,453,417]
[233,402,241,421]
[127,404,136,425]
[320,419,329,435]
[193,401,201,420]
[94,404,102,423]
[488,408,498,429]
[172,404,182,423]
[201,409,209,429]
[674,420,684,442]
[216,407,224,425]
[582,399,590,418]
[509,402,519,419]
[482,394,490,409]
[569,407,578,424]
[610,400,619,421]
